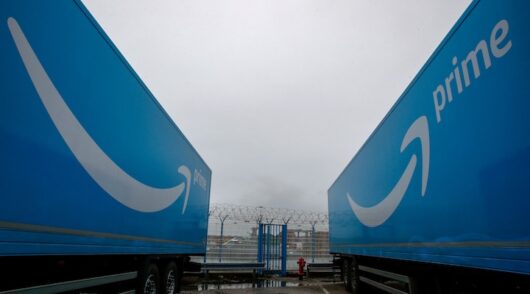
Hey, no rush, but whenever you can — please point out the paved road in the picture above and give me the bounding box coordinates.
[181,279,349,294]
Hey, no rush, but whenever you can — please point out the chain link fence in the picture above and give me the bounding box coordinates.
[196,203,331,270]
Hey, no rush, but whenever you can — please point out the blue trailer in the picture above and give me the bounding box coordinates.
[328,0,530,293]
[0,1,211,293]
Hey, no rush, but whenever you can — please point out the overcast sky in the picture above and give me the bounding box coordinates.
[82,0,471,212]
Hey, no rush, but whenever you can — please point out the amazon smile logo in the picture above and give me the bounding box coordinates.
[8,17,192,214]
[346,17,514,227]
[346,116,430,227]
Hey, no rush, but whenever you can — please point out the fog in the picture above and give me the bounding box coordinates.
[83,0,471,211]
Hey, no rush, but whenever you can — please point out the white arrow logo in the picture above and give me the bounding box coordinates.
[346,115,430,227]
[8,17,191,213]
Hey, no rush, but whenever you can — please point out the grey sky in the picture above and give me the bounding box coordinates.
[82,0,471,212]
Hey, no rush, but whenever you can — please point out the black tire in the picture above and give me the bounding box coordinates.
[350,256,361,294]
[137,263,160,294]
[161,261,179,294]
[344,257,362,293]
[344,258,352,292]
[339,259,345,282]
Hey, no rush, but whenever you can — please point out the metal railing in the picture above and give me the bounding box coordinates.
[197,204,332,270]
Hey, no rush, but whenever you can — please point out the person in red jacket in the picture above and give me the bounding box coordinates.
[297,257,306,280]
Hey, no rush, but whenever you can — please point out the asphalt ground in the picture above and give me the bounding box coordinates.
[180,277,350,294]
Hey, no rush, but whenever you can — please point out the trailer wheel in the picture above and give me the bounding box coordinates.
[342,258,352,292]
[350,256,361,293]
[344,257,361,293]
[339,259,345,282]
[343,258,352,291]
[138,263,160,294]
[162,261,179,294]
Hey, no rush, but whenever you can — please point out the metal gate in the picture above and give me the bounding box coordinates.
[257,224,287,275]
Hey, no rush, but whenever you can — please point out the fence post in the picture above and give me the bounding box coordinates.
[218,214,229,262]
[281,224,287,276]
[311,221,316,263]
[257,223,263,274]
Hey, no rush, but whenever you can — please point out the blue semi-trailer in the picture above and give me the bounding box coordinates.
[0,1,211,293]
[328,0,530,293]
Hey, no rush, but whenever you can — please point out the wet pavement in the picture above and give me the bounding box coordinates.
[180,277,350,294]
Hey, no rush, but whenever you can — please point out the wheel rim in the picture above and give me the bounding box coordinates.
[166,269,176,294]
[144,273,157,294]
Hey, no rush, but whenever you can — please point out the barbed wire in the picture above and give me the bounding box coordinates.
[208,203,328,225]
